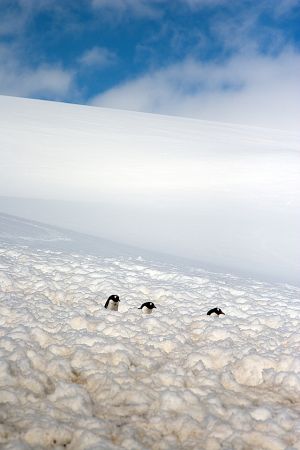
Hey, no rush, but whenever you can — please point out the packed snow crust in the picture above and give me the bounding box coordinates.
[0,215,300,449]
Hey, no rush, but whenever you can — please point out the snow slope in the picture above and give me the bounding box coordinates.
[0,212,165,261]
[0,94,299,284]
[0,214,299,449]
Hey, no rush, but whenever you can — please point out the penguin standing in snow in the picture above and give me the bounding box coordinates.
[104,295,120,311]
[207,307,225,316]
[138,302,156,314]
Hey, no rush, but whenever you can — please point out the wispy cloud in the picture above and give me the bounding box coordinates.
[0,1,78,100]
[269,0,300,16]
[91,0,164,19]
[1,0,299,126]
[0,0,60,36]
[181,0,227,8]
[79,46,117,68]
[0,44,73,99]
[90,0,300,21]
[181,0,300,14]
[91,49,300,131]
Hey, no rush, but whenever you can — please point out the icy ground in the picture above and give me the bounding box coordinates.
[0,215,300,450]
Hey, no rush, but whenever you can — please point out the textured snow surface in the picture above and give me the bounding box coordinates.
[1,221,300,449]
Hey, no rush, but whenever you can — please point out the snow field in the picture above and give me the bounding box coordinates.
[1,95,300,285]
[0,242,300,449]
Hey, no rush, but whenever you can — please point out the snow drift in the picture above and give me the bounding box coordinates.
[0,214,299,449]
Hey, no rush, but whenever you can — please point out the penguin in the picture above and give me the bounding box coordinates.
[138,302,156,314]
[104,295,120,311]
[207,307,225,316]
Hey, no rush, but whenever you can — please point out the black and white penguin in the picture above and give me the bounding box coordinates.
[104,295,120,311]
[207,307,225,316]
[138,302,156,314]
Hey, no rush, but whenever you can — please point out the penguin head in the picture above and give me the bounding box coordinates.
[108,295,120,302]
[138,302,156,314]
[207,307,225,316]
[104,295,120,311]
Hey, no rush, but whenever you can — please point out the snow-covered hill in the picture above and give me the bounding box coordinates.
[0,95,299,284]
[0,212,163,261]
[0,214,299,449]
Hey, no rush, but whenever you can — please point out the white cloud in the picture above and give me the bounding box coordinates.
[91,0,300,18]
[181,0,227,7]
[0,0,60,37]
[79,46,117,68]
[19,67,73,98]
[0,1,79,100]
[182,0,300,13]
[0,44,73,99]
[91,49,300,131]
[271,0,300,15]
[0,10,26,37]
[91,0,163,18]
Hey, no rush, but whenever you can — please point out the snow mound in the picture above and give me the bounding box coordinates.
[0,225,299,449]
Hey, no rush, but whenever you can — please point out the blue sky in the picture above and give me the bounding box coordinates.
[1,0,300,129]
